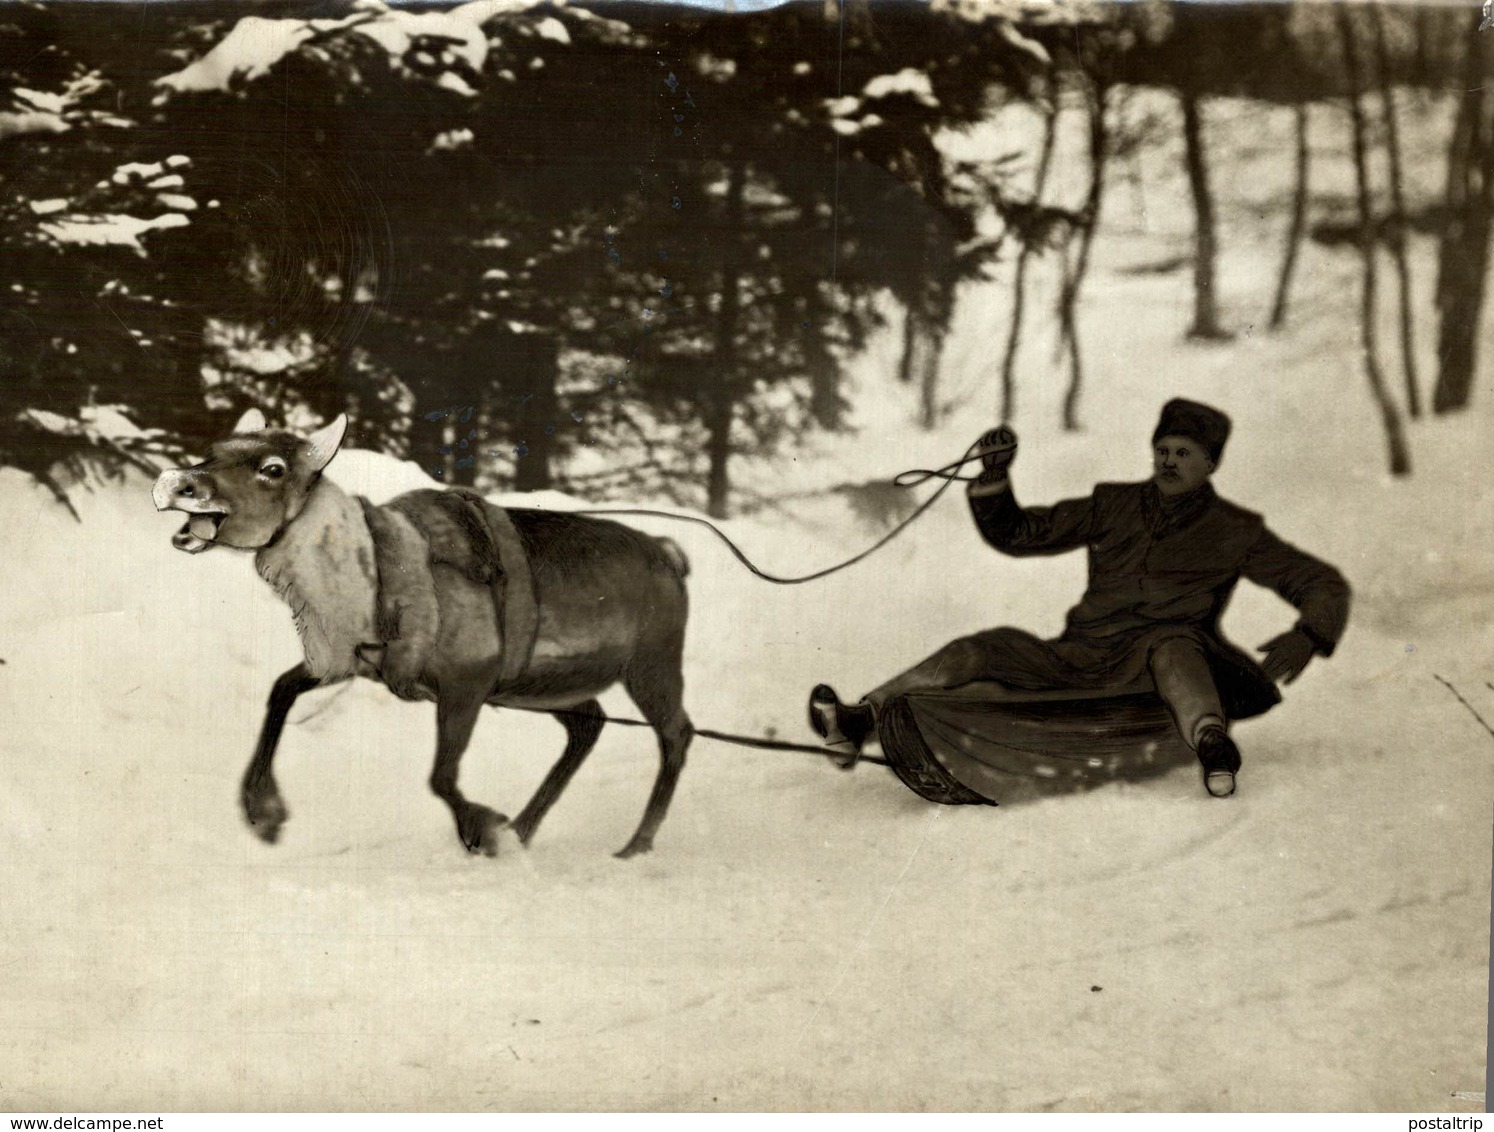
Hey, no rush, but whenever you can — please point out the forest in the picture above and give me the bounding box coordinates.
[2,0,1487,516]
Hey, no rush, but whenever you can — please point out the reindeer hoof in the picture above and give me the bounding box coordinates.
[243,788,288,844]
[251,820,282,845]
[508,817,536,846]
[613,837,653,860]
[458,806,509,857]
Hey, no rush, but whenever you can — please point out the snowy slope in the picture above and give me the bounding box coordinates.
[0,95,1489,1112]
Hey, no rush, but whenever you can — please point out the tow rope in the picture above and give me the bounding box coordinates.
[572,431,1010,585]
[541,705,893,768]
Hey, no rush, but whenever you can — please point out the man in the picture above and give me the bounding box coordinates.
[809,398,1350,798]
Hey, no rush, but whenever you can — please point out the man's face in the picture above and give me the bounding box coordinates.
[1153,434,1215,496]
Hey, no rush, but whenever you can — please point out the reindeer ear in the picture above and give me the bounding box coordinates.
[233,408,268,433]
[304,413,348,473]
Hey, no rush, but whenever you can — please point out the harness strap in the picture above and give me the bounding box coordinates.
[357,489,540,696]
[447,488,540,688]
[357,497,439,701]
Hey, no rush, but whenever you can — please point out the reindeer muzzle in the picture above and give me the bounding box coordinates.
[153,469,228,554]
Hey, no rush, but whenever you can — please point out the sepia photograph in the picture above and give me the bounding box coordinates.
[0,0,1489,1113]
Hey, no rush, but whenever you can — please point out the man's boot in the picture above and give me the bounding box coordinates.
[1196,725,1241,798]
[808,684,875,770]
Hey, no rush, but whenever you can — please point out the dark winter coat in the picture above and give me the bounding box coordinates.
[966,480,1351,720]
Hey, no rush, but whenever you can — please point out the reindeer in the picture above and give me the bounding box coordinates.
[152,409,694,858]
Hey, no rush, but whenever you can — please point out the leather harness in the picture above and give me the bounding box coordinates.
[356,488,539,699]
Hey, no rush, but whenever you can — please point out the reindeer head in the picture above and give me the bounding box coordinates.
[153,409,348,553]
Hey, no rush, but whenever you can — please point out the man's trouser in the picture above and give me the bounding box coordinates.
[863,633,1226,749]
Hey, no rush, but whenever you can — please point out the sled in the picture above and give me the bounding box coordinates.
[877,682,1197,806]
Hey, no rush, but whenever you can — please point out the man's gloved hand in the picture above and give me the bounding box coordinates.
[1258,630,1316,684]
[975,426,1018,476]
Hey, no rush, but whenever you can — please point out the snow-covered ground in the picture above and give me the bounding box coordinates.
[0,95,1489,1112]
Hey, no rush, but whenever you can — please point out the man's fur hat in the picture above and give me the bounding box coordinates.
[1152,399,1231,463]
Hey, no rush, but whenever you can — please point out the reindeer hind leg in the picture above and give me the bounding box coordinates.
[509,699,605,847]
[615,659,693,860]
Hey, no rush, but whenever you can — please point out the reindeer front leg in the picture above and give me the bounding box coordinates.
[241,664,324,843]
[430,691,508,856]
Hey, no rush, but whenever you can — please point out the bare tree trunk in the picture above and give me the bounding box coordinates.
[897,306,916,385]
[1269,102,1310,330]
[704,340,734,518]
[1370,4,1421,419]
[1412,5,1431,88]
[918,319,944,431]
[1057,74,1109,431]
[511,337,559,492]
[1000,83,1060,424]
[1180,88,1229,340]
[1433,11,1493,415]
[901,265,954,431]
[898,303,944,429]
[803,291,840,428]
[1338,7,1412,476]
[840,0,876,47]
[706,161,747,519]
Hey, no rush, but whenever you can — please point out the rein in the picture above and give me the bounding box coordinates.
[569,439,997,585]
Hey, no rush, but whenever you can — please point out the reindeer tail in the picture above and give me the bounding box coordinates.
[657,537,691,580]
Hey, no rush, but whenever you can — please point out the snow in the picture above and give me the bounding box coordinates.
[0,89,73,140]
[155,16,351,94]
[81,405,157,442]
[112,160,189,185]
[829,71,943,133]
[0,96,1488,1112]
[454,0,550,24]
[996,21,1052,63]
[430,128,476,153]
[156,8,496,100]
[862,69,940,108]
[39,211,190,254]
[534,16,572,45]
[0,108,69,140]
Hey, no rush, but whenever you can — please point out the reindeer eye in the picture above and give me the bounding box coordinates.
[259,458,287,480]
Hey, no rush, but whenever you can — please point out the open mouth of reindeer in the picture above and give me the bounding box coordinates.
[154,465,233,555]
[171,510,228,554]
[153,472,230,554]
